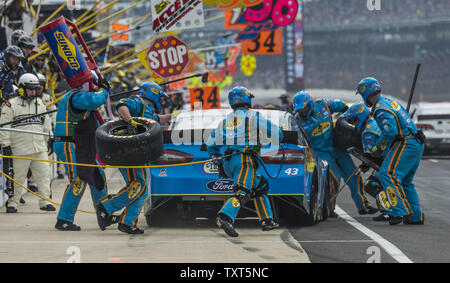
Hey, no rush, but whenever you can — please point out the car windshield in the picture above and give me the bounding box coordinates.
[170,110,297,131]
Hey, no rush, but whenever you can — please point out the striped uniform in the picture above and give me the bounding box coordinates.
[296,99,371,213]
[207,107,283,223]
[372,95,424,222]
[54,88,108,223]
[100,96,159,227]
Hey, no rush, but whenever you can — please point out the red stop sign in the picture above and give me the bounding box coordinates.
[146,35,190,78]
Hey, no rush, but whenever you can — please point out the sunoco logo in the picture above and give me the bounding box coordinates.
[206,179,234,193]
[54,31,80,70]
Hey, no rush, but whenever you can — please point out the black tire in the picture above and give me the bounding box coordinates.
[95,117,163,166]
[303,169,319,226]
[322,169,332,221]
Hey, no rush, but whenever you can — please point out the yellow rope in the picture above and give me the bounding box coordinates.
[0,170,96,214]
[0,155,213,169]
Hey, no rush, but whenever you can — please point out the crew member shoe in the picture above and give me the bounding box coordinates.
[118,223,144,234]
[216,214,239,237]
[358,209,368,215]
[55,219,81,231]
[329,211,338,218]
[389,216,404,225]
[111,215,120,224]
[373,213,390,222]
[40,204,56,211]
[20,197,26,204]
[367,206,378,214]
[403,215,424,225]
[261,219,279,231]
[6,206,17,213]
[95,203,111,231]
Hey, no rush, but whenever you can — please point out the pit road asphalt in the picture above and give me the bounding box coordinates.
[0,158,448,263]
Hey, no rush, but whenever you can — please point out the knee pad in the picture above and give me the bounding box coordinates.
[364,176,382,198]
[233,185,251,206]
[254,176,269,197]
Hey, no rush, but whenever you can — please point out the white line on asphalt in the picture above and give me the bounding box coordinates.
[335,206,413,263]
[297,240,374,243]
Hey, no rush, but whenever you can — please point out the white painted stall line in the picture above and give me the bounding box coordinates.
[335,206,413,263]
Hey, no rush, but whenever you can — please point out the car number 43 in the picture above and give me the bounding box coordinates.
[285,168,299,175]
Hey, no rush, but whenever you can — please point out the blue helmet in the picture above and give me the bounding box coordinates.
[341,103,370,131]
[139,81,167,113]
[293,91,314,117]
[356,77,381,106]
[228,86,254,108]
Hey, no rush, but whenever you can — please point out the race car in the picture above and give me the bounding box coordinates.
[411,102,450,154]
[143,109,331,227]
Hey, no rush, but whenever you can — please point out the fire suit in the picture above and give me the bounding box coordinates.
[372,95,424,222]
[207,107,283,223]
[360,117,393,214]
[0,62,24,104]
[295,99,371,213]
[0,95,52,209]
[53,88,108,223]
[99,96,159,228]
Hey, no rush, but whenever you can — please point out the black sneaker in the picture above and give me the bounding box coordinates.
[118,223,144,234]
[216,214,239,237]
[6,206,17,213]
[95,203,111,231]
[261,219,279,231]
[329,211,338,218]
[111,215,120,224]
[373,214,391,222]
[359,209,368,215]
[403,215,424,225]
[367,206,379,215]
[389,216,404,225]
[55,219,81,231]
[57,173,65,179]
[20,197,26,204]
[40,204,56,211]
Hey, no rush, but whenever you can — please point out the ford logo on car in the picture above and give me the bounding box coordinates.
[206,179,234,193]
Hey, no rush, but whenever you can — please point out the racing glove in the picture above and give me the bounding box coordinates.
[47,138,54,155]
[359,163,371,173]
[127,119,150,135]
[99,79,111,92]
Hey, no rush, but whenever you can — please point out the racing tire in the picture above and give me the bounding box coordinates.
[303,169,319,226]
[280,169,319,227]
[321,168,333,221]
[95,117,163,166]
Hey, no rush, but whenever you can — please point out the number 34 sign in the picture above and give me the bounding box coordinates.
[189,86,221,110]
[241,29,282,55]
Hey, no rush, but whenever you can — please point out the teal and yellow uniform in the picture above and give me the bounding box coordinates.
[99,95,160,228]
[294,94,371,214]
[53,87,108,224]
[372,95,425,223]
[207,107,283,223]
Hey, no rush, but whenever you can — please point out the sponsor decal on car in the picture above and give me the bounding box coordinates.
[205,179,234,193]
[203,161,219,174]
[159,169,167,177]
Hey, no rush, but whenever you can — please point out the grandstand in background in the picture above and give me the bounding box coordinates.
[303,0,450,102]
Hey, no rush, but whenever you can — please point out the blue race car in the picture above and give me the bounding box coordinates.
[143,109,331,226]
